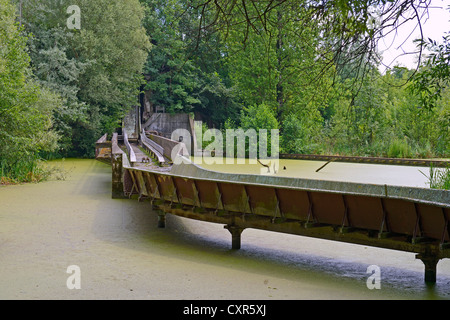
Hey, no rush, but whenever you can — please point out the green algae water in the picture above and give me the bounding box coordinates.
[1,159,449,299]
[190,156,433,188]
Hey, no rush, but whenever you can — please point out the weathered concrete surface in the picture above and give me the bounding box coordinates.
[2,159,450,299]
[148,133,189,161]
[143,113,193,139]
[122,106,140,140]
[170,157,450,209]
[111,133,125,199]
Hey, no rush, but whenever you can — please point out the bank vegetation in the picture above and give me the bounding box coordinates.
[0,0,448,187]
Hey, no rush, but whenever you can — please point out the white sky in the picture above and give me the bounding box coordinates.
[379,0,450,71]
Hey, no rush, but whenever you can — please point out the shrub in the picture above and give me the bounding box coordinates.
[387,138,411,158]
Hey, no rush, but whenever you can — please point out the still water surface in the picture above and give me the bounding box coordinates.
[190,156,433,188]
[0,159,449,299]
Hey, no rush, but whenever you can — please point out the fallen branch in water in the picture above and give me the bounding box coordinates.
[316,160,334,172]
[257,159,270,173]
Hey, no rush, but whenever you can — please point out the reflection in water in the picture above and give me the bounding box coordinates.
[0,159,448,299]
[170,217,450,299]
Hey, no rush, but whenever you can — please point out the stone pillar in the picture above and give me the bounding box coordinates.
[111,153,125,199]
[416,253,440,284]
[157,211,166,228]
[224,225,245,250]
[111,132,126,199]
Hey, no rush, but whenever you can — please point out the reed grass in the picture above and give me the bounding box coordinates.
[0,157,67,184]
[420,165,450,190]
[387,138,411,158]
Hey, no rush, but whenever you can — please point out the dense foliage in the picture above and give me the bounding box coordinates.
[22,0,151,158]
[0,0,61,182]
[0,0,448,185]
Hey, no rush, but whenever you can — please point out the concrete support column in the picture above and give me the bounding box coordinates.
[157,211,166,228]
[224,225,245,250]
[111,153,125,199]
[111,132,126,199]
[416,253,440,284]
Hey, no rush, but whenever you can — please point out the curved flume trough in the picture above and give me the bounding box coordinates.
[98,134,450,284]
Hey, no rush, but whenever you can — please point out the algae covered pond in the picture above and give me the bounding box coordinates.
[1,159,450,300]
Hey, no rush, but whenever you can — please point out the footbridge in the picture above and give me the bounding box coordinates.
[95,132,450,284]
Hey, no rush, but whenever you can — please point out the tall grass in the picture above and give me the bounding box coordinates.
[387,138,411,158]
[0,158,53,184]
[420,165,450,190]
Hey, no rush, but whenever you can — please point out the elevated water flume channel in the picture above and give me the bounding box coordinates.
[95,132,450,284]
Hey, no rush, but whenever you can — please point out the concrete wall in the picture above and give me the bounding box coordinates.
[143,113,191,138]
[122,106,140,140]
[148,134,188,160]
[143,113,197,155]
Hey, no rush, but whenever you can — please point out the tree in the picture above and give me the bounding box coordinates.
[141,0,202,114]
[411,33,450,110]
[0,0,60,180]
[22,0,151,157]
[189,0,434,84]
[232,103,279,158]
[140,0,240,126]
[221,1,336,155]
